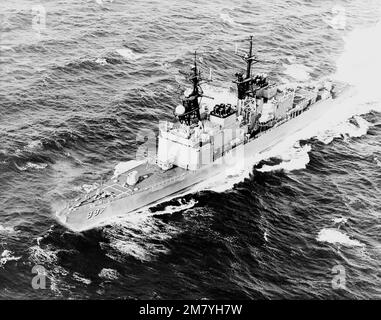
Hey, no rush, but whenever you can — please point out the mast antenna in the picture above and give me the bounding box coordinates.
[246,35,253,79]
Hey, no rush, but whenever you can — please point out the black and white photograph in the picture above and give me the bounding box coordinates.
[0,0,380,309]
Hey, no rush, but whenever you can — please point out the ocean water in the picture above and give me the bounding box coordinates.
[0,0,380,299]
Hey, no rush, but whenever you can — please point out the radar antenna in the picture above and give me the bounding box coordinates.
[176,51,213,125]
[234,35,266,100]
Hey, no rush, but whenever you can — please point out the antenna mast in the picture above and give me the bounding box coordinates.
[176,51,203,125]
[234,35,257,100]
[246,35,254,79]
[191,51,202,97]
[175,51,214,125]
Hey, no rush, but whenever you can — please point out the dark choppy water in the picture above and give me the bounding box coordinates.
[1,0,380,299]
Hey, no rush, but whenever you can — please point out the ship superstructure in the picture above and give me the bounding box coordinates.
[157,50,246,171]
[56,36,349,232]
[157,36,330,171]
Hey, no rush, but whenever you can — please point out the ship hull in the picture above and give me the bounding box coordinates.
[59,170,204,231]
[57,85,355,232]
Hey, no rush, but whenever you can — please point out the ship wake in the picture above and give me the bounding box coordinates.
[100,198,197,261]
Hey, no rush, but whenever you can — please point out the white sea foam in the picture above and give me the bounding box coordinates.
[102,198,197,261]
[28,245,75,295]
[219,12,237,26]
[257,143,312,173]
[98,268,120,280]
[332,217,348,224]
[317,228,363,247]
[315,115,371,144]
[0,45,14,52]
[15,162,48,171]
[157,198,198,215]
[29,245,58,265]
[116,48,141,60]
[25,140,43,151]
[102,217,173,262]
[0,224,16,234]
[264,231,268,242]
[0,250,21,267]
[374,156,381,167]
[72,272,92,285]
[188,165,249,193]
[95,57,108,65]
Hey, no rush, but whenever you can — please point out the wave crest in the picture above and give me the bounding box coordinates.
[317,228,363,247]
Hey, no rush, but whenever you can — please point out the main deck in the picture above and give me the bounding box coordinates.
[75,162,188,209]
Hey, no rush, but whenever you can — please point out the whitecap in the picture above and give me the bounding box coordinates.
[157,199,197,215]
[116,48,141,60]
[102,217,175,262]
[219,13,236,26]
[317,228,363,247]
[101,199,192,262]
[29,245,58,265]
[15,162,48,171]
[0,45,14,52]
[98,268,120,280]
[264,231,268,242]
[0,224,16,234]
[0,250,21,267]
[25,140,43,151]
[257,143,311,173]
[72,272,92,285]
[332,217,348,224]
[314,115,371,144]
[28,245,74,295]
[95,57,108,65]
[25,162,48,170]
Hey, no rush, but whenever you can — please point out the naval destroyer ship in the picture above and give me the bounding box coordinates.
[57,36,352,232]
